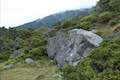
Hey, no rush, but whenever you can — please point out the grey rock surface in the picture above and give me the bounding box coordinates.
[25,58,34,64]
[47,29,103,67]
[4,64,14,69]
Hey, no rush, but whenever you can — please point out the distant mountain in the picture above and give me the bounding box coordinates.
[16,9,90,29]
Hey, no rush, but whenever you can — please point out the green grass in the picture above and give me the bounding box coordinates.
[0,58,62,80]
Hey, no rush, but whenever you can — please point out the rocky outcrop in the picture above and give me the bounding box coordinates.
[47,29,103,67]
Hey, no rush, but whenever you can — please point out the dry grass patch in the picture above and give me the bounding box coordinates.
[0,58,61,80]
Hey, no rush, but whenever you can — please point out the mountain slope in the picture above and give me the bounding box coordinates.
[17,9,90,29]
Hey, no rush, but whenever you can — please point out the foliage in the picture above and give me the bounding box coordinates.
[62,64,75,79]
[109,0,120,12]
[109,19,119,26]
[79,21,93,30]
[62,20,76,29]
[95,0,120,13]
[80,15,98,23]
[0,27,48,61]
[98,12,112,23]
[29,46,47,59]
[95,0,111,12]
[0,52,10,61]
[78,15,98,30]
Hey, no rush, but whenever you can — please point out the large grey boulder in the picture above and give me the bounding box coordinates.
[47,29,103,67]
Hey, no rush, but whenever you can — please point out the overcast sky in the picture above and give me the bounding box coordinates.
[0,0,99,28]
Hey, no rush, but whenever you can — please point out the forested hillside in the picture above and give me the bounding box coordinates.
[16,9,90,29]
[0,0,120,80]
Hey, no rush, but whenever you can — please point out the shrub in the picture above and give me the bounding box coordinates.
[62,64,75,80]
[0,52,10,61]
[109,0,120,12]
[95,0,111,12]
[29,47,47,59]
[97,70,120,80]
[62,20,77,29]
[98,12,112,23]
[109,19,119,26]
[80,15,98,23]
[80,21,93,30]
[90,38,120,72]
[30,37,47,48]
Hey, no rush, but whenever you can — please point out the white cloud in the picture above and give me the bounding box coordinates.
[0,0,99,27]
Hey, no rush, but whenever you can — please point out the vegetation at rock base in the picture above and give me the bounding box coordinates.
[62,37,120,80]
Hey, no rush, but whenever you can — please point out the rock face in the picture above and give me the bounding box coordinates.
[47,29,103,67]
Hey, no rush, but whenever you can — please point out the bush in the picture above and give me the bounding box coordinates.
[95,0,120,13]
[30,37,47,48]
[79,15,98,30]
[95,0,111,12]
[29,47,47,59]
[109,0,120,12]
[80,21,93,30]
[109,19,119,26]
[10,46,47,63]
[80,15,98,23]
[90,38,120,72]
[62,20,77,29]
[0,53,10,61]
[62,64,75,80]
[98,12,112,23]
[98,70,120,80]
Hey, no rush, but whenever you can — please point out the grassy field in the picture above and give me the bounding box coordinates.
[0,58,62,80]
